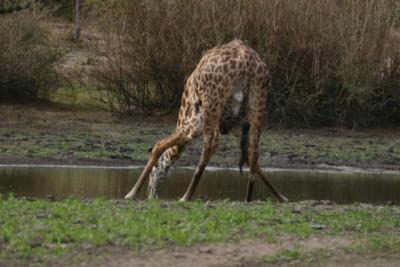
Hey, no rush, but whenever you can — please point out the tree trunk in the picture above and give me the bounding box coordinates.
[74,0,81,42]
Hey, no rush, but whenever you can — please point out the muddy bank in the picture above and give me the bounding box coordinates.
[0,104,399,171]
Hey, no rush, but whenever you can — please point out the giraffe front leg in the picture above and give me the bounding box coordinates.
[148,144,186,199]
[180,128,219,201]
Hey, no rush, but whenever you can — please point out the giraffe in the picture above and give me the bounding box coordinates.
[124,39,288,202]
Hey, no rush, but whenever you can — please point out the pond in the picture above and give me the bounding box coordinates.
[0,166,399,203]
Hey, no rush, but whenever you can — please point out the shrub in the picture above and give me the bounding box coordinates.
[0,6,61,102]
[88,0,400,127]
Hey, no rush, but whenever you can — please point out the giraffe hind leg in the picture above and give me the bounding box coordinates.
[246,122,287,202]
[246,83,288,202]
[239,121,250,174]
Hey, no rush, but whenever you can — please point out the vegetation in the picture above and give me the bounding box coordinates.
[87,0,400,127]
[0,197,399,265]
[0,0,31,14]
[0,3,61,102]
[1,0,399,126]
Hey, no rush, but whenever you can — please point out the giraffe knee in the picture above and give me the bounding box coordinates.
[247,153,259,174]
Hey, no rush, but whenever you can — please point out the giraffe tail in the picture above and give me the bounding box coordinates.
[239,121,250,174]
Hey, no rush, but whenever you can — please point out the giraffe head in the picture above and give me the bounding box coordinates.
[147,149,172,199]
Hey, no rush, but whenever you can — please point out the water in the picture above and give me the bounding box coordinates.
[0,166,399,203]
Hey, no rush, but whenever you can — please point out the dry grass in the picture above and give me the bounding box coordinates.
[74,1,400,126]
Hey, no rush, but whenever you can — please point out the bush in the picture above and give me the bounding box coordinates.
[0,0,31,14]
[0,6,61,102]
[40,0,100,21]
[88,0,400,127]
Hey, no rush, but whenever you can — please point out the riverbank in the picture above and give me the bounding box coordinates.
[1,104,400,266]
[0,104,399,172]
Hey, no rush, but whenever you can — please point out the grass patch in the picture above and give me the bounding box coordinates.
[264,247,334,265]
[264,247,302,263]
[0,197,399,265]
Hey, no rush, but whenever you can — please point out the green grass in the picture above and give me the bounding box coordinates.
[264,247,334,265]
[0,197,399,265]
[264,247,302,263]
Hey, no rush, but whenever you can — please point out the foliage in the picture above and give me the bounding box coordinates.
[0,0,31,14]
[40,0,102,20]
[0,6,61,102]
[87,0,400,127]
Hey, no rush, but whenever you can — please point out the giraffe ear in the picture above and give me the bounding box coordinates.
[148,145,153,153]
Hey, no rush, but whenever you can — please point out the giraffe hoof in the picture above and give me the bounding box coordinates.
[279,195,289,203]
[124,193,134,199]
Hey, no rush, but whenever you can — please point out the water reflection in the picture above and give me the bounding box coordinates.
[0,167,399,203]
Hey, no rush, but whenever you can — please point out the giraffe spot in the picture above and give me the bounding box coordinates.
[228,72,236,79]
[195,100,202,113]
[222,50,232,57]
[257,65,266,74]
[229,60,237,69]
[223,64,229,73]
[210,57,219,64]
[185,106,191,117]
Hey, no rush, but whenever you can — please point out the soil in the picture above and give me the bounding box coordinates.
[0,104,399,172]
[52,237,400,267]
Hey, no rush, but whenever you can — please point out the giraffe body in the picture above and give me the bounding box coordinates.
[125,39,287,202]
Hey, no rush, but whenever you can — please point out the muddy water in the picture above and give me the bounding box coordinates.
[0,166,399,203]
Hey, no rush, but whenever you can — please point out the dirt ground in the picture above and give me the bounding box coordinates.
[54,237,400,267]
[0,104,399,172]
